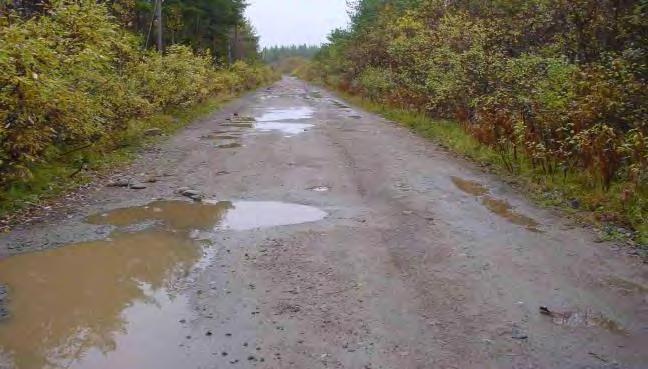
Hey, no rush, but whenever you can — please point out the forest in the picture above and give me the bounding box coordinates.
[302,0,647,243]
[262,44,321,63]
[0,0,276,209]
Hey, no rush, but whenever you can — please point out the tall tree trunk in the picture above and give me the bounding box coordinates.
[155,0,163,52]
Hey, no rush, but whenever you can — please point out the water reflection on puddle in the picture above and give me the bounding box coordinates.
[89,200,327,232]
[254,122,313,135]
[451,176,539,231]
[0,200,326,368]
[250,107,315,136]
[255,107,313,122]
[206,200,327,230]
[0,230,201,369]
[86,200,233,230]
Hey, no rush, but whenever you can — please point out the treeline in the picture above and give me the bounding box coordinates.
[304,0,646,237]
[262,44,320,63]
[2,0,260,62]
[0,1,276,196]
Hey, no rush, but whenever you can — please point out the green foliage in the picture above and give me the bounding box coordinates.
[2,0,260,61]
[0,1,276,202]
[306,0,648,242]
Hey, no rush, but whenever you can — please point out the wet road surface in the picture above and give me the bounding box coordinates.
[0,77,647,369]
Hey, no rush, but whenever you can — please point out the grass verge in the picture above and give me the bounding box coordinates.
[0,92,238,218]
[334,90,647,247]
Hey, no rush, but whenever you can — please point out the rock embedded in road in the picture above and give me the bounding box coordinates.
[106,178,131,187]
[143,128,163,136]
[129,182,147,190]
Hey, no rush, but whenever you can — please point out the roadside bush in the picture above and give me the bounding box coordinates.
[0,1,275,189]
[308,0,647,240]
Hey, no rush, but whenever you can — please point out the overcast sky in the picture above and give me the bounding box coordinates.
[245,0,349,48]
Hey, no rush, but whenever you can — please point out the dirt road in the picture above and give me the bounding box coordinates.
[0,77,647,369]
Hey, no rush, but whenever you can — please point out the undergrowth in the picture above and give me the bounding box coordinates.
[0,92,238,216]
[333,90,647,247]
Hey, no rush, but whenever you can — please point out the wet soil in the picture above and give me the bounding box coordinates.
[0,76,647,369]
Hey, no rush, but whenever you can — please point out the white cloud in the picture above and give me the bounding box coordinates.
[246,0,349,48]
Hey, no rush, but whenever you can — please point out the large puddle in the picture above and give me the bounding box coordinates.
[87,200,327,231]
[254,122,313,135]
[252,107,315,136]
[255,107,313,122]
[451,176,539,231]
[0,199,327,368]
[0,230,201,369]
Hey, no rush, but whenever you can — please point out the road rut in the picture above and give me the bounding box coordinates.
[0,77,646,369]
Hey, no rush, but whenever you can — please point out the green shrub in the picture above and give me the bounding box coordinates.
[0,1,275,190]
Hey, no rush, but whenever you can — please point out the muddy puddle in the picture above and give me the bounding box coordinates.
[330,100,350,109]
[451,176,539,231]
[215,142,242,149]
[0,199,327,368]
[451,177,488,196]
[254,122,314,135]
[86,200,233,230]
[540,307,627,335]
[219,122,254,128]
[200,134,240,140]
[255,107,314,122]
[88,200,327,232]
[308,186,330,192]
[0,229,203,369]
[604,277,648,295]
[481,196,539,230]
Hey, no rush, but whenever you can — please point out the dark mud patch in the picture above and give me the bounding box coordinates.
[216,142,242,149]
[200,134,240,140]
[219,122,254,128]
[330,100,350,109]
[605,277,648,295]
[349,115,362,119]
[0,285,8,321]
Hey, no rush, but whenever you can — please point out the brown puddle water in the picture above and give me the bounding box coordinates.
[200,134,240,140]
[450,176,488,196]
[0,230,202,369]
[481,196,540,231]
[88,200,327,232]
[0,200,327,368]
[215,142,241,149]
[86,200,233,231]
[451,176,539,231]
[605,277,648,295]
[219,122,254,128]
[543,309,628,335]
